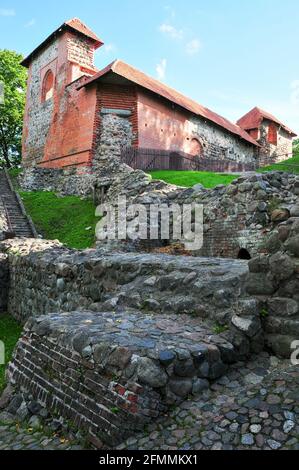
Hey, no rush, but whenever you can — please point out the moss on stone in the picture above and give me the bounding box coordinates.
[0,315,22,392]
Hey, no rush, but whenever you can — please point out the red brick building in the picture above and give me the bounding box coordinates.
[21,18,296,173]
[237,107,297,166]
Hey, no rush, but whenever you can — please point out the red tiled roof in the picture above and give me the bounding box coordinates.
[237,107,297,137]
[79,60,259,147]
[65,18,103,46]
[21,18,103,67]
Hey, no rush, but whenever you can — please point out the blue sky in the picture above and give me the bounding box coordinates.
[1,0,299,133]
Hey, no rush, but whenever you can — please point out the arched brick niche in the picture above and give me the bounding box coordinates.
[41,69,54,102]
[189,138,203,157]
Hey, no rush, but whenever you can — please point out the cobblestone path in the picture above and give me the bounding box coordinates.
[0,353,298,450]
[0,415,83,450]
[118,353,299,451]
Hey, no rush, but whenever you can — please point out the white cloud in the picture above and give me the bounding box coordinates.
[25,18,36,28]
[159,23,183,40]
[156,58,167,81]
[186,38,202,56]
[103,43,117,54]
[159,22,203,57]
[0,8,15,16]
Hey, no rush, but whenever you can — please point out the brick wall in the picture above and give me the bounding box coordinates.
[42,76,97,169]
[137,89,257,171]
[8,324,151,447]
[22,30,98,171]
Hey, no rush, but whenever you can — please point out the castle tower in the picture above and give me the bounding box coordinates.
[22,18,103,169]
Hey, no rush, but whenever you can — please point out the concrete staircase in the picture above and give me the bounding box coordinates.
[0,170,37,238]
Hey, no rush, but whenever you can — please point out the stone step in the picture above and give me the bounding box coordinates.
[0,171,35,239]
[8,308,237,447]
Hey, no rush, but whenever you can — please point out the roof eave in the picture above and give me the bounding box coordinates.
[21,23,103,68]
[79,68,259,147]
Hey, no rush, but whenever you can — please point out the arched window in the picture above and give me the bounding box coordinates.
[42,70,54,102]
[267,122,277,146]
[189,138,203,157]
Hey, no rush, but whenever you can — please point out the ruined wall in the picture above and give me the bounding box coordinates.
[19,167,96,198]
[1,238,249,327]
[7,313,155,447]
[104,168,299,260]
[246,205,299,358]
[182,172,298,259]
[137,89,257,171]
[0,199,9,240]
[2,237,263,446]
[0,254,8,313]
[8,308,240,447]
[258,121,293,167]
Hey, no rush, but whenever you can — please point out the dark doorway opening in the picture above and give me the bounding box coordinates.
[238,248,251,260]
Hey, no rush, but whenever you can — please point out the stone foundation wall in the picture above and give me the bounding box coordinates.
[0,199,9,241]
[7,315,151,447]
[19,165,299,262]
[1,238,248,325]
[105,170,299,260]
[0,254,8,313]
[246,212,299,358]
[19,167,96,198]
[7,309,240,447]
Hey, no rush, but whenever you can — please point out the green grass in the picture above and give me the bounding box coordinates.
[8,168,22,188]
[20,191,100,249]
[259,151,299,174]
[0,315,22,392]
[149,170,238,188]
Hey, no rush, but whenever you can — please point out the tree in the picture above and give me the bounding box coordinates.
[0,49,27,168]
[293,138,299,154]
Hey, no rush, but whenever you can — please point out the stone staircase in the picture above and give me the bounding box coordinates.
[0,170,37,239]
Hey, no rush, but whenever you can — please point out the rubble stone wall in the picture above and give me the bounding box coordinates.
[0,199,9,241]
[258,122,293,167]
[7,309,239,447]
[1,238,248,326]
[0,254,8,313]
[22,40,58,167]
[104,170,299,260]
[246,210,299,358]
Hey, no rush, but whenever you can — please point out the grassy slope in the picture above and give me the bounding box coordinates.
[259,150,299,174]
[20,191,99,249]
[0,315,22,391]
[149,170,238,188]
